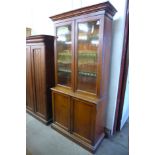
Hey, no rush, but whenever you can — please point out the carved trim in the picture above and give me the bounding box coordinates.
[26,35,55,43]
[50,1,117,21]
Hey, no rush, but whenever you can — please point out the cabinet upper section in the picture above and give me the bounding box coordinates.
[49,1,117,22]
[50,2,117,98]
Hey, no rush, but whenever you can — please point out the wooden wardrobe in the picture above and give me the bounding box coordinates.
[26,35,55,124]
[50,2,117,152]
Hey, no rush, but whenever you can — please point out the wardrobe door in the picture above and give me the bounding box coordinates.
[72,98,96,144]
[32,45,46,118]
[52,91,71,131]
[26,45,35,111]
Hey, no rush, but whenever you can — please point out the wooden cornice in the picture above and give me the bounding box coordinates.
[49,1,117,21]
[26,35,54,43]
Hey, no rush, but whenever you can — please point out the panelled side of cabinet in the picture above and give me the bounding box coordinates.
[45,40,55,120]
[100,15,113,98]
[26,35,55,124]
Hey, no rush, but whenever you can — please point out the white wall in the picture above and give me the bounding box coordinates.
[120,71,129,129]
[105,0,128,134]
[26,0,128,134]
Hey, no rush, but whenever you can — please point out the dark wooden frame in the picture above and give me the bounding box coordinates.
[113,0,129,133]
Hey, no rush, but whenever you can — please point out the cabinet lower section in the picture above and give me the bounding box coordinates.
[51,123,105,152]
[51,88,106,152]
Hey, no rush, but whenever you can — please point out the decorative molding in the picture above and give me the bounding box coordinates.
[26,35,55,44]
[50,1,117,21]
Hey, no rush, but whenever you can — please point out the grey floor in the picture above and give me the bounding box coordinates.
[26,113,129,155]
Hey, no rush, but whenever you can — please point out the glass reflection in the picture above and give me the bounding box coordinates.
[56,25,72,87]
[78,23,89,32]
[77,20,99,93]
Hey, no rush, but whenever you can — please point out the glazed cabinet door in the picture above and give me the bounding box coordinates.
[75,16,103,95]
[26,45,35,111]
[72,98,96,144]
[52,91,71,131]
[55,21,74,89]
[31,45,46,118]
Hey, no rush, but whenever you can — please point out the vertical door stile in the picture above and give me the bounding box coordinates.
[96,17,104,97]
[70,96,73,133]
[32,48,37,112]
[72,20,75,92]
[54,25,58,86]
[74,19,78,92]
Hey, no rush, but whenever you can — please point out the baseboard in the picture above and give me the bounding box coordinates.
[51,123,105,153]
[26,110,52,125]
[104,127,112,138]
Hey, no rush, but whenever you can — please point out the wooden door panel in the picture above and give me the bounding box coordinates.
[72,98,95,142]
[53,92,70,131]
[32,46,46,117]
[26,46,34,111]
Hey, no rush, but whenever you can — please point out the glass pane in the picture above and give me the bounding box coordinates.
[77,20,99,93]
[56,25,72,87]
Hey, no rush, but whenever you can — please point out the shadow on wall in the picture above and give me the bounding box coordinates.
[105,16,125,135]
